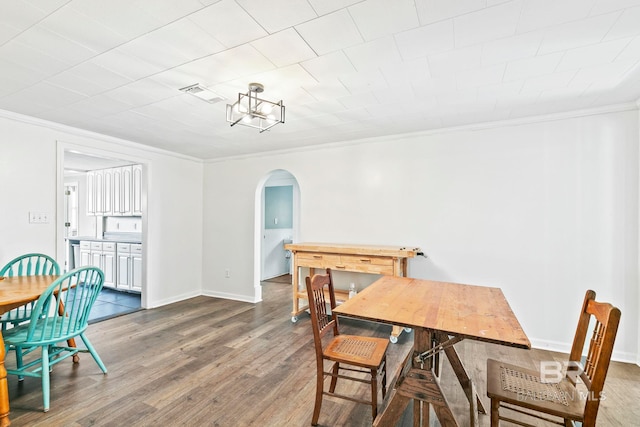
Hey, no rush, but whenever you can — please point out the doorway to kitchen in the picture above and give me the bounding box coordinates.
[58,146,147,314]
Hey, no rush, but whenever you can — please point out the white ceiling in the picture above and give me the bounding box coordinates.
[2,0,640,160]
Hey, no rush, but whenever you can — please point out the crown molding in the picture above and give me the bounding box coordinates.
[0,108,203,163]
[204,101,640,164]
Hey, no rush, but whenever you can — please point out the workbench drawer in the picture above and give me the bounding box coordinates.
[296,253,341,268]
[335,255,395,274]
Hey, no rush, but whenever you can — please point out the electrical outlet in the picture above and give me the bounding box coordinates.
[225,269,230,278]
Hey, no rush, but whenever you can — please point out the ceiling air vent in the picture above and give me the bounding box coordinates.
[179,83,224,104]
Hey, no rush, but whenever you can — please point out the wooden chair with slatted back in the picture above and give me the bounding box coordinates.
[305,268,388,425]
[486,289,621,427]
[0,253,60,330]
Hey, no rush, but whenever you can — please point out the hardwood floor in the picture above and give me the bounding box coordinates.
[5,278,639,426]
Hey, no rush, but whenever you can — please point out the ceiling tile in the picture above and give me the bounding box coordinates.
[428,46,482,78]
[237,0,317,33]
[39,6,127,53]
[302,79,350,102]
[348,0,419,41]
[15,24,98,64]
[454,1,522,47]
[0,57,48,92]
[91,49,165,81]
[251,28,317,67]
[503,52,564,82]
[556,38,632,71]
[522,70,577,92]
[103,79,179,108]
[395,19,455,61]
[456,63,505,90]
[590,0,640,15]
[188,0,268,48]
[295,9,363,56]
[415,0,486,25]
[0,39,71,77]
[481,31,544,65]
[307,0,361,16]
[380,57,432,85]
[338,69,388,94]
[538,12,622,54]
[615,36,640,62]
[517,0,595,33]
[604,6,640,40]
[0,1,50,44]
[69,0,165,39]
[176,44,276,89]
[301,51,357,81]
[343,36,403,72]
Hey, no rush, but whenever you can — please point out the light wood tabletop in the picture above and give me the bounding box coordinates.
[333,276,530,427]
[334,276,530,348]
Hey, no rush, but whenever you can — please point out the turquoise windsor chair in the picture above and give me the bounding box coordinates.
[0,253,60,330]
[3,266,108,412]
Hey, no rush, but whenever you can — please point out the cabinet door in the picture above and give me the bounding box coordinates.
[90,251,102,269]
[121,166,132,215]
[132,164,142,216]
[117,253,130,290]
[86,171,95,215]
[103,252,116,288]
[94,170,104,214]
[112,168,122,216]
[103,169,113,216]
[80,250,91,267]
[131,254,142,292]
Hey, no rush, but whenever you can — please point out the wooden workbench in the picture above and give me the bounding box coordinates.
[284,242,421,342]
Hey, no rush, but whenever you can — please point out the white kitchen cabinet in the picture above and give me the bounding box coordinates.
[81,241,116,288]
[117,243,142,293]
[86,172,95,215]
[102,242,116,288]
[131,243,142,292]
[79,241,91,267]
[132,164,142,216]
[102,168,113,216]
[86,164,141,217]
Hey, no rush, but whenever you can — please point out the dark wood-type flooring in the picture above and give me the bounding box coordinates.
[5,276,639,426]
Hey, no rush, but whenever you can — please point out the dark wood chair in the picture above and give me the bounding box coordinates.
[305,269,388,425]
[486,289,621,427]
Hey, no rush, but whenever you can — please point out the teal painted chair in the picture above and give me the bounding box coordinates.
[3,266,108,412]
[0,253,60,330]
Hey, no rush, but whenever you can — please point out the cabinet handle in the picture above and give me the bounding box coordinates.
[335,265,346,269]
[360,259,371,263]
[313,255,322,259]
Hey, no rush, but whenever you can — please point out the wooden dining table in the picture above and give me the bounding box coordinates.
[0,274,63,427]
[333,275,531,427]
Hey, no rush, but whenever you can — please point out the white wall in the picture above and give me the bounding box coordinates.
[0,112,204,309]
[202,109,639,363]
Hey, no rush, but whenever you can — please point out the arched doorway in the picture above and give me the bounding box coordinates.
[253,169,300,302]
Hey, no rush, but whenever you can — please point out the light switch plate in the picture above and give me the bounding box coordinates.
[29,212,49,224]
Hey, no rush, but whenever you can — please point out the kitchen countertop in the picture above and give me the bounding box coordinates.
[68,236,142,244]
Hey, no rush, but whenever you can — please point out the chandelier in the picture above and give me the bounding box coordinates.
[226,83,285,132]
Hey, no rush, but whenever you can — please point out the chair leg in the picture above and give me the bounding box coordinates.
[381,355,387,399]
[311,366,324,426]
[371,368,378,419]
[42,345,50,412]
[329,362,339,393]
[80,333,107,373]
[15,345,24,381]
[490,398,499,427]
